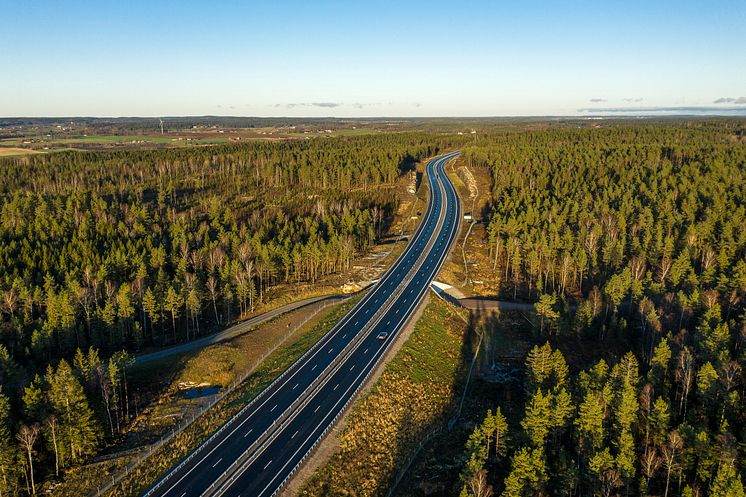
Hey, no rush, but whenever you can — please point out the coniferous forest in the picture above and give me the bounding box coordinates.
[456,121,746,497]
[0,120,744,497]
[0,132,461,495]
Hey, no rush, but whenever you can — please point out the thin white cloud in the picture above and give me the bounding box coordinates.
[578,105,746,115]
[714,97,746,104]
[274,102,344,109]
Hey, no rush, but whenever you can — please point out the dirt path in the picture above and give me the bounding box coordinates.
[135,293,352,366]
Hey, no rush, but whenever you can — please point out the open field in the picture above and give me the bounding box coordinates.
[0,118,391,153]
[0,146,43,156]
[0,133,229,151]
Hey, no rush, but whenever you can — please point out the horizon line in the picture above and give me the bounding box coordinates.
[2,112,746,120]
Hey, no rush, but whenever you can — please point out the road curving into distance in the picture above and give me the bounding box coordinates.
[142,151,462,497]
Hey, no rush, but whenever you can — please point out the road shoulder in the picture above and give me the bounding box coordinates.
[280,293,432,497]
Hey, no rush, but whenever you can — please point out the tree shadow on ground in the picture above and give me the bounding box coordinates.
[392,307,535,497]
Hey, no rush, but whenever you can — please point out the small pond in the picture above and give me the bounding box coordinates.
[183,385,220,399]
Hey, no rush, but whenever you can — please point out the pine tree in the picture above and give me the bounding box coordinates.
[525,342,567,392]
[649,397,671,447]
[649,338,672,394]
[142,287,161,340]
[46,359,101,465]
[525,343,553,390]
[22,375,46,423]
[534,294,559,335]
[613,382,639,433]
[0,389,18,496]
[487,407,509,459]
[549,388,574,440]
[615,429,636,488]
[116,282,134,339]
[576,391,605,455]
[709,461,746,497]
[589,448,622,497]
[521,389,551,447]
[164,286,183,341]
[696,361,719,421]
[501,447,546,497]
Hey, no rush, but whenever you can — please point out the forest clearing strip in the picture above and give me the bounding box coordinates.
[203,156,453,496]
[136,155,452,497]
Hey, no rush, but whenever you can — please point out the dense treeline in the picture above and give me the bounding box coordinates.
[460,341,746,497]
[465,124,746,366]
[0,133,464,494]
[458,122,746,496]
[2,133,446,194]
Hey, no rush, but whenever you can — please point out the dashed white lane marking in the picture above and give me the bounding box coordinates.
[263,460,273,470]
[334,384,339,391]
[314,405,321,413]
[292,383,298,390]
[213,458,222,468]
[364,348,369,354]
[291,430,299,439]
[270,404,277,412]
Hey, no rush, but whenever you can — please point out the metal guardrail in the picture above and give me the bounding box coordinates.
[266,152,462,497]
[92,298,342,497]
[204,157,457,497]
[139,166,445,497]
[206,290,401,495]
[204,281,405,496]
[99,152,459,497]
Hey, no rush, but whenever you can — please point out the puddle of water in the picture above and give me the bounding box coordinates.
[183,386,220,399]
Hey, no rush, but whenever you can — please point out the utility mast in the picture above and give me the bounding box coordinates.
[159,118,164,135]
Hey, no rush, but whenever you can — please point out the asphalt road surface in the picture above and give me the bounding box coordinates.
[142,151,462,497]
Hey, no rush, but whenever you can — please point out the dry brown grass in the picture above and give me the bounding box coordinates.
[438,158,498,296]
[0,147,42,156]
[299,298,468,497]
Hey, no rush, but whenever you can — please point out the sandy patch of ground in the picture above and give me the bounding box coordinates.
[438,158,497,296]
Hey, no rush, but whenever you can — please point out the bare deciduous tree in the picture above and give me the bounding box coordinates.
[17,424,39,495]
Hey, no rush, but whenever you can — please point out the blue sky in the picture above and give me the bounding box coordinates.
[1,0,744,117]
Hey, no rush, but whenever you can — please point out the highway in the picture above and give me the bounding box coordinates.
[142,151,462,497]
